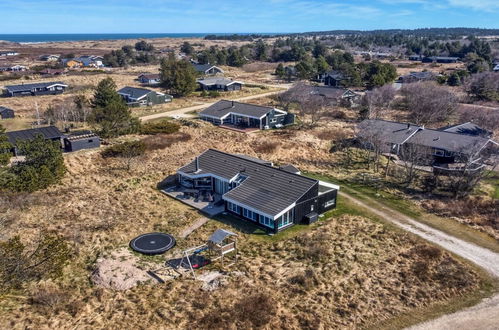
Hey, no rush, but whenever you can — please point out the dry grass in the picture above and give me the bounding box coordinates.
[421,196,499,240]
[0,120,486,329]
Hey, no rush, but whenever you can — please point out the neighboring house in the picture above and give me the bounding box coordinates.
[39,68,66,76]
[493,64,499,72]
[0,106,15,119]
[6,126,64,156]
[170,149,339,232]
[63,131,100,152]
[398,71,435,84]
[3,81,68,97]
[422,56,459,64]
[304,85,360,106]
[319,71,349,87]
[408,55,424,61]
[357,119,498,171]
[76,56,104,68]
[9,65,28,72]
[197,77,243,91]
[138,73,161,85]
[117,86,172,107]
[192,63,224,76]
[39,54,60,62]
[199,100,295,129]
[0,51,19,57]
[62,59,83,68]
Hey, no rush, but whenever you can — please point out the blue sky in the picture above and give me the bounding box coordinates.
[0,0,497,33]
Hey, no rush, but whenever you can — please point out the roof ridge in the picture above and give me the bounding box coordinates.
[205,148,317,183]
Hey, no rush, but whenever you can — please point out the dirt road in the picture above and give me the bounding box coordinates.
[139,89,286,122]
[339,191,499,329]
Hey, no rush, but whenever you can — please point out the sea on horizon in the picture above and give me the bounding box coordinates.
[0,33,278,44]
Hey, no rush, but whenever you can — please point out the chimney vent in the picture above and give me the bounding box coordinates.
[195,157,200,172]
[231,100,235,108]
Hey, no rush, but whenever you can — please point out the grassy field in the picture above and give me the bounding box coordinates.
[0,121,495,329]
[305,171,499,254]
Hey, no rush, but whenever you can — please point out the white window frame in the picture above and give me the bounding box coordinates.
[325,199,335,207]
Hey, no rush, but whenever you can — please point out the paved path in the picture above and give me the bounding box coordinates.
[339,191,499,329]
[139,89,286,122]
[179,217,210,239]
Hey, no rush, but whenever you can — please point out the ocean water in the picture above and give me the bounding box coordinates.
[0,33,275,43]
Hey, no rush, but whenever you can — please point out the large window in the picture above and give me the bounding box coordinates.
[227,202,240,214]
[242,208,257,222]
[260,216,274,229]
[278,209,294,228]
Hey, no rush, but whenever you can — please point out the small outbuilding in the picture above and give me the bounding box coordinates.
[0,106,15,119]
[63,131,100,152]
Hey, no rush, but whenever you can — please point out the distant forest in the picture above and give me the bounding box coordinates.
[205,28,499,41]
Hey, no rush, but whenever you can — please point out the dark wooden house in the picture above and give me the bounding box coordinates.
[0,106,15,119]
[197,77,243,91]
[199,100,294,130]
[192,63,224,76]
[3,81,68,97]
[174,149,339,233]
[117,87,173,107]
[6,126,64,156]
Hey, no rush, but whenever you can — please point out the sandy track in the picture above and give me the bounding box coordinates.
[339,192,499,329]
[139,89,285,121]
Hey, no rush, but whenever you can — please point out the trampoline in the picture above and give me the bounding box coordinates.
[130,232,176,255]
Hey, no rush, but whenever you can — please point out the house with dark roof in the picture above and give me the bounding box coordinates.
[39,54,60,62]
[192,63,224,76]
[138,73,161,85]
[167,149,339,232]
[398,71,435,84]
[199,100,294,130]
[422,56,459,64]
[304,85,360,106]
[39,68,66,76]
[318,70,349,87]
[6,126,64,156]
[0,106,15,119]
[357,119,498,170]
[197,77,243,91]
[117,86,172,107]
[3,81,68,97]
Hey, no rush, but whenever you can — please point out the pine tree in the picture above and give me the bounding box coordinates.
[160,55,197,97]
[92,77,122,108]
[0,124,12,166]
[8,136,66,192]
[88,101,140,138]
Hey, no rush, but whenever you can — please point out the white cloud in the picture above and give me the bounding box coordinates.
[447,0,499,11]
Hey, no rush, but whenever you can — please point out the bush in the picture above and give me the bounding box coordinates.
[0,233,71,293]
[253,141,279,154]
[101,140,146,158]
[142,132,191,151]
[234,293,277,328]
[4,136,66,192]
[140,120,180,135]
[208,90,220,98]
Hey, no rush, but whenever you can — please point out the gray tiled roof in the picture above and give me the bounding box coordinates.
[357,119,421,145]
[409,129,491,153]
[178,149,318,217]
[6,126,63,144]
[304,85,357,99]
[0,106,13,113]
[197,77,240,87]
[117,86,153,100]
[193,63,223,73]
[199,100,275,119]
[4,81,67,93]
